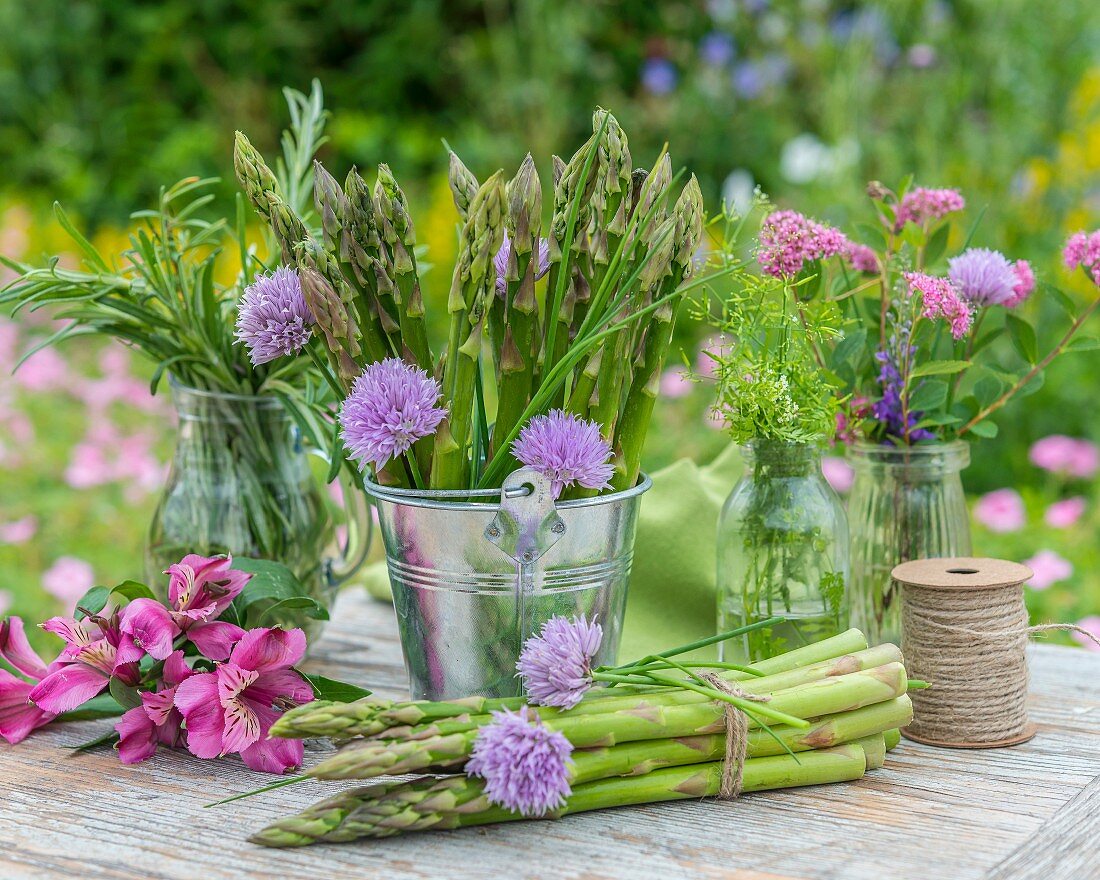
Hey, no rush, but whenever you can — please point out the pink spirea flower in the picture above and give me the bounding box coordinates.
[467,706,574,817]
[973,488,1026,533]
[1063,230,1100,284]
[115,650,194,764]
[494,230,551,296]
[41,557,96,609]
[0,618,57,743]
[846,243,878,273]
[517,614,603,709]
[1029,435,1099,479]
[120,554,250,662]
[1044,497,1086,529]
[948,248,1018,307]
[1023,550,1073,591]
[29,611,143,715]
[904,272,972,339]
[339,358,447,472]
[659,368,693,399]
[757,210,850,278]
[821,456,855,494]
[235,267,314,366]
[893,187,966,231]
[0,515,37,545]
[173,627,313,774]
[512,410,614,499]
[1004,260,1036,308]
[1070,616,1100,653]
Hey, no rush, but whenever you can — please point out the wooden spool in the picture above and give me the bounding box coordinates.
[892,556,1038,749]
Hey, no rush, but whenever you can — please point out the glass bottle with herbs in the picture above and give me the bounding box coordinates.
[701,202,851,662]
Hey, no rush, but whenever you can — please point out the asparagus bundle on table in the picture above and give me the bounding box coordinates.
[232,108,719,494]
[244,620,916,847]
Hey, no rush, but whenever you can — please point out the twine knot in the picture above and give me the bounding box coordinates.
[699,673,770,798]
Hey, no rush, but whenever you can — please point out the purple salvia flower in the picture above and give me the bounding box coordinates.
[339,358,447,471]
[871,348,934,444]
[234,267,314,365]
[516,614,603,709]
[511,410,614,499]
[494,230,552,297]
[466,706,574,817]
[948,248,1018,307]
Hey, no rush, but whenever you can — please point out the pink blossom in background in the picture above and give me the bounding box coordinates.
[659,368,693,399]
[1071,617,1100,653]
[14,347,70,393]
[821,456,854,493]
[695,335,731,378]
[1028,435,1099,479]
[0,516,37,545]
[65,442,112,489]
[973,488,1026,532]
[1023,550,1073,591]
[41,557,96,609]
[703,407,725,431]
[1044,497,1086,529]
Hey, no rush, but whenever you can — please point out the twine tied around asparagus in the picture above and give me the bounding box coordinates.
[699,673,771,798]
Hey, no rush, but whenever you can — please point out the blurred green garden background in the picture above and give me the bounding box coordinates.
[1,0,1098,643]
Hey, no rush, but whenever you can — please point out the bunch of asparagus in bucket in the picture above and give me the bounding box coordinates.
[233,108,717,495]
[238,619,916,847]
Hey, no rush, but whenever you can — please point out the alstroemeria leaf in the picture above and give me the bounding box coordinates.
[110,580,156,605]
[108,678,143,711]
[258,597,329,626]
[57,693,125,722]
[70,730,121,753]
[73,586,111,620]
[302,673,372,703]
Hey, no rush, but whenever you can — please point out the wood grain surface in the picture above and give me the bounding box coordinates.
[1,589,1096,880]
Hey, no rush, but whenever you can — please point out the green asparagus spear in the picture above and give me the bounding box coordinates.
[251,744,869,846]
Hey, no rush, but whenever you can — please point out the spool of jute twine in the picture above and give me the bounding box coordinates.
[893,556,1100,749]
[699,672,771,798]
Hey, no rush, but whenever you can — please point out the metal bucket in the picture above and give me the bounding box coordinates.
[365,467,651,700]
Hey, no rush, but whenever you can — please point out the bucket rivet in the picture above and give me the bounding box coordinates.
[551,521,566,534]
[486,526,500,539]
[522,549,535,562]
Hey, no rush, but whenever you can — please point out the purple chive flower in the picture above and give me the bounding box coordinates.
[517,614,603,709]
[948,248,1018,307]
[511,410,614,499]
[466,707,574,817]
[339,358,447,471]
[494,230,551,296]
[234,267,314,365]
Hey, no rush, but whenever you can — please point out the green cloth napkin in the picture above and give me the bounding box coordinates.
[358,443,744,660]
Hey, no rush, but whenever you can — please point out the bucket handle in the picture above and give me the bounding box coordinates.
[484,467,566,568]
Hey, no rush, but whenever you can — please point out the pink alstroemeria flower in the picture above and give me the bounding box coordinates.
[120,554,250,662]
[0,617,58,743]
[115,650,194,764]
[173,627,313,774]
[28,611,142,715]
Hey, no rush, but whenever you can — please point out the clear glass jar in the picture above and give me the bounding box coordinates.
[145,381,369,636]
[846,441,970,645]
[717,440,850,662]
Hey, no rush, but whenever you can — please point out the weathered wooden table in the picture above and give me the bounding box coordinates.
[2,589,1097,880]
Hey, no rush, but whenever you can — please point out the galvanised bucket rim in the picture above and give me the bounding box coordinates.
[362,472,653,511]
